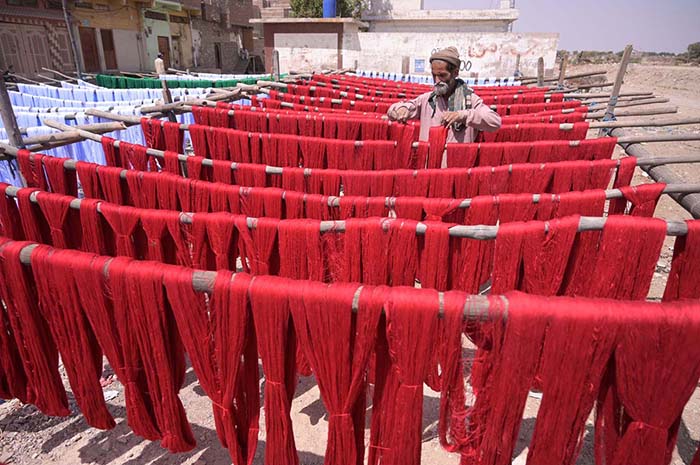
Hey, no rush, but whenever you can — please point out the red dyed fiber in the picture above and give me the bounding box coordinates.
[73,256,161,441]
[108,260,195,452]
[36,193,81,249]
[42,156,77,196]
[609,182,666,217]
[0,184,25,239]
[16,188,50,243]
[664,220,700,300]
[78,198,107,254]
[381,288,439,465]
[30,246,115,429]
[250,276,301,465]
[291,281,382,465]
[16,150,48,190]
[125,171,158,209]
[164,122,184,153]
[141,118,166,150]
[76,162,101,198]
[99,203,142,257]
[101,137,121,167]
[0,241,69,416]
[96,165,129,205]
[165,270,260,464]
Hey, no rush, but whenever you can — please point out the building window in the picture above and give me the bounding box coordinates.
[6,0,39,6]
[170,15,189,24]
[144,10,169,21]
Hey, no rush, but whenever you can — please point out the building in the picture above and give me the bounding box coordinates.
[191,0,255,73]
[0,0,257,75]
[0,0,75,75]
[250,0,559,77]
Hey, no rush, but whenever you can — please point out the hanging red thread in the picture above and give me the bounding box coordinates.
[42,156,78,196]
[0,241,69,416]
[30,247,115,429]
[663,220,700,300]
[608,182,666,217]
[165,270,260,464]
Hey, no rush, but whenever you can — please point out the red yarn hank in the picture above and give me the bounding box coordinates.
[108,259,195,452]
[663,220,700,300]
[165,269,259,464]
[141,118,166,150]
[16,149,48,190]
[0,241,69,416]
[0,238,29,402]
[382,288,440,465]
[250,276,300,465]
[30,246,115,429]
[164,122,185,153]
[42,155,78,196]
[73,256,161,441]
[290,282,382,465]
[36,193,82,249]
[606,301,700,465]
[0,184,25,240]
[608,182,666,217]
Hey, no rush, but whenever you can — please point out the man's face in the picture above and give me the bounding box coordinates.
[431,60,458,96]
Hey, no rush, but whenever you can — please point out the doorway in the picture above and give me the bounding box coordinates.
[79,26,100,72]
[157,36,171,69]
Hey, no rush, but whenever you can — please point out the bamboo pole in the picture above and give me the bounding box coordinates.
[557,54,568,88]
[5,238,495,319]
[599,45,633,137]
[41,67,79,82]
[0,180,691,239]
[61,0,83,79]
[565,91,653,99]
[77,108,700,148]
[615,127,700,218]
[588,116,700,129]
[617,133,700,144]
[0,79,24,149]
[35,73,65,85]
[23,122,125,146]
[9,74,44,86]
[611,97,670,108]
[521,70,608,84]
[585,106,678,119]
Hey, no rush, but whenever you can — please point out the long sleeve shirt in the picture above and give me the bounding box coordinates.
[387,91,502,143]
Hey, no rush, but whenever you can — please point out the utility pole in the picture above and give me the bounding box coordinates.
[61,0,83,79]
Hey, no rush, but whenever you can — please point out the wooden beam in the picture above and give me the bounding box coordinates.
[589,116,700,129]
[0,79,24,148]
[41,67,78,82]
[557,53,568,87]
[599,44,633,137]
[536,57,545,87]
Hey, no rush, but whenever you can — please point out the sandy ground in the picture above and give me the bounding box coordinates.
[1,63,699,465]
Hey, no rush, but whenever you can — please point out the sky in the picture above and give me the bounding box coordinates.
[421,0,700,53]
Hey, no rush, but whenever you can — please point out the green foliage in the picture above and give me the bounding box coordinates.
[289,0,365,18]
[688,42,700,62]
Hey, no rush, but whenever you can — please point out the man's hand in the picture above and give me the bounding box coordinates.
[441,111,465,128]
[388,105,412,123]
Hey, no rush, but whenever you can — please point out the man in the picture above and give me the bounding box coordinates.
[155,53,166,75]
[387,46,502,148]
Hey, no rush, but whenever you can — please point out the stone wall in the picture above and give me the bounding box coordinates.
[191,18,247,72]
[352,32,559,77]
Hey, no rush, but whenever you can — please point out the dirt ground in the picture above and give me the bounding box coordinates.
[1,63,699,465]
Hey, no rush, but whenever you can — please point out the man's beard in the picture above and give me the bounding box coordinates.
[434,81,452,96]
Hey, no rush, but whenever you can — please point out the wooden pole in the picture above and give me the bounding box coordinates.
[514,54,521,78]
[598,44,633,137]
[521,70,607,84]
[536,57,545,87]
[160,79,177,123]
[585,105,677,119]
[61,0,83,79]
[557,53,568,88]
[272,49,281,81]
[616,133,700,144]
[41,67,78,82]
[589,116,700,129]
[614,127,700,218]
[0,79,24,148]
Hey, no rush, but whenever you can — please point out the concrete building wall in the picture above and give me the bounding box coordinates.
[112,29,145,71]
[143,11,171,71]
[276,32,339,73]
[169,18,194,69]
[368,19,510,33]
[191,18,247,72]
[72,0,140,31]
[356,32,559,77]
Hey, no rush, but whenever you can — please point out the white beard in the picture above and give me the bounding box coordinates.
[434,82,450,96]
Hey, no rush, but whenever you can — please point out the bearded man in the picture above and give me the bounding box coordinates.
[387,46,502,152]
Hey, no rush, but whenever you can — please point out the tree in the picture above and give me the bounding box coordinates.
[289,0,365,18]
[688,42,700,62]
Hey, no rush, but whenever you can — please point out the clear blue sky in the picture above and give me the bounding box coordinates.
[421,0,700,53]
